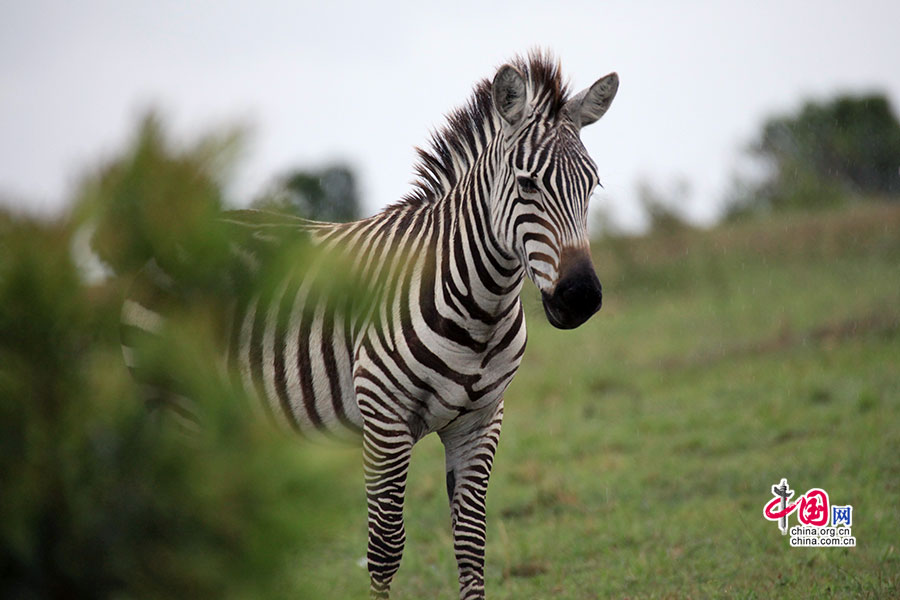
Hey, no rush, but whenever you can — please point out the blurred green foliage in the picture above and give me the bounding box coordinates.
[77,113,239,281]
[0,113,358,599]
[726,93,900,219]
[255,164,361,223]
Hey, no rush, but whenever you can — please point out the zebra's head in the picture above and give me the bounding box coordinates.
[490,62,618,329]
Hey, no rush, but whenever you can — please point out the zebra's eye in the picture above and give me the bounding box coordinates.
[517,176,539,194]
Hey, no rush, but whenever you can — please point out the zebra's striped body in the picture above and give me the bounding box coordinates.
[124,52,618,599]
[222,204,527,443]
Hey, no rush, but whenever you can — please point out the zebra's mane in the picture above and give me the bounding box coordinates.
[402,51,571,206]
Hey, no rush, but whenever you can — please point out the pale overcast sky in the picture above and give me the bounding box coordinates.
[3,1,899,229]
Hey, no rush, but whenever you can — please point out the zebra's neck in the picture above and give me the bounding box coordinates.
[424,135,524,335]
[312,107,524,338]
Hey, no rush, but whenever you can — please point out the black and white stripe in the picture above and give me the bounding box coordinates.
[123,52,618,599]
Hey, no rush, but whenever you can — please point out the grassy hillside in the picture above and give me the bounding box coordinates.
[303,203,900,598]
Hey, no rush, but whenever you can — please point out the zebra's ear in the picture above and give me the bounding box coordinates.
[565,72,618,129]
[492,64,528,128]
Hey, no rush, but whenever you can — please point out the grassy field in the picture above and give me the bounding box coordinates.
[298,203,900,599]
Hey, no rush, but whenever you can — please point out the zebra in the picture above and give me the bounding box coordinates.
[122,52,618,599]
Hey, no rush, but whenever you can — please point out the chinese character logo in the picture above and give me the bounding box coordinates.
[832,505,852,527]
[798,489,829,526]
[764,478,795,535]
[763,478,855,547]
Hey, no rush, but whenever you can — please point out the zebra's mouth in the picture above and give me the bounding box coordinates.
[540,263,602,330]
[541,294,574,329]
[541,288,601,330]
[539,247,603,330]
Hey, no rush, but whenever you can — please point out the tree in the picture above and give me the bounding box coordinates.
[637,176,693,234]
[725,93,900,219]
[256,164,361,223]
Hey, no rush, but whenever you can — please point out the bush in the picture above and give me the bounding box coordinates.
[0,116,351,599]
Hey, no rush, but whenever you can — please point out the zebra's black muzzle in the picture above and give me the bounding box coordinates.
[541,250,602,330]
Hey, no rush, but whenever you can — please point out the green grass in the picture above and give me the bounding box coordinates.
[298,203,900,599]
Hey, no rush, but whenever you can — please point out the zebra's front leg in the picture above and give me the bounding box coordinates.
[363,417,414,599]
[440,400,504,600]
